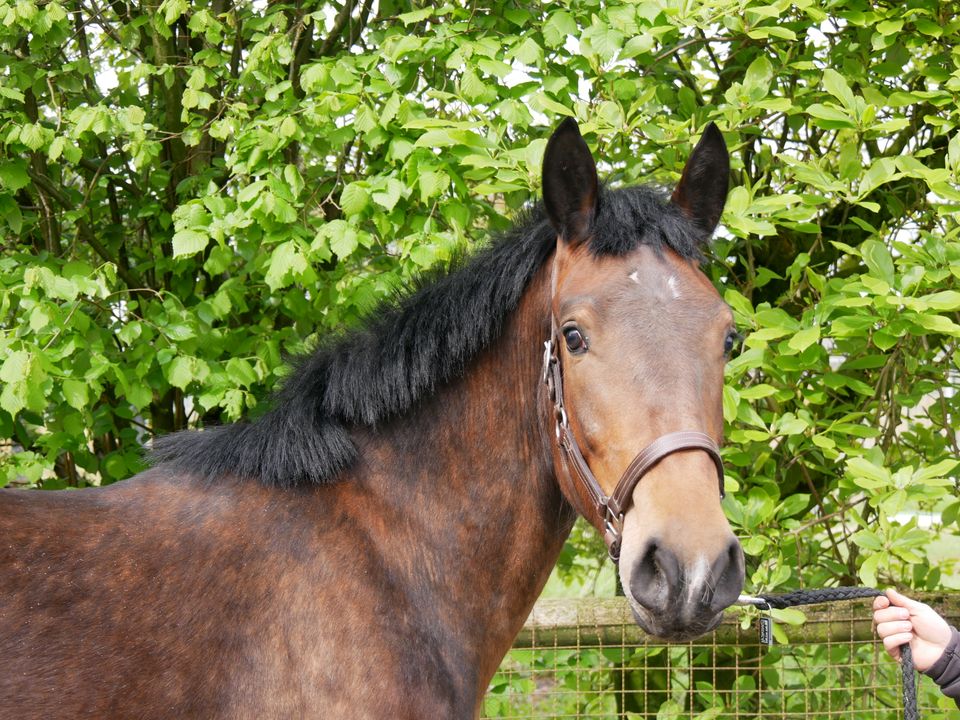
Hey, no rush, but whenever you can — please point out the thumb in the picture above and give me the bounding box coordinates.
[886,588,925,613]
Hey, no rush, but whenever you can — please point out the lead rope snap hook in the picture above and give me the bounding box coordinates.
[735,595,774,646]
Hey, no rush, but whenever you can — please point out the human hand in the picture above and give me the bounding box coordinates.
[873,588,953,672]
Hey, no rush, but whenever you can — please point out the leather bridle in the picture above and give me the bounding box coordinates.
[542,260,726,563]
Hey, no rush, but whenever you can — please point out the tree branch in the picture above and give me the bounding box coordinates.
[26,168,142,289]
[319,0,357,56]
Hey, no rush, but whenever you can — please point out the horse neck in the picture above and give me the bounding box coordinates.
[350,258,574,694]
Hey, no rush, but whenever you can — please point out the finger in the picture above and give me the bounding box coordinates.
[874,607,910,625]
[876,620,913,638]
[883,632,912,656]
[873,595,890,611]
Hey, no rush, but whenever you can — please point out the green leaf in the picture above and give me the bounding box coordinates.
[582,23,624,61]
[161,0,187,25]
[912,313,960,335]
[722,385,739,423]
[859,157,899,196]
[806,103,856,129]
[511,37,543,65]
[165,356,195,389]
[165,323,195,341]
[777,413,808,435]
[846,456,891,489]
[919,291,960,311]
[300,63,326,92]
[283,164,303,197]
[787,326,820,352]
[48,135,66,161]
[742,55,773,98]
[340,182,369,216]
[622,34,654,59]
[851,529,883,551]
[124,105,146,127]
[418,170,450,202]
[264,241,308,291]
[0,86,25,102]
[860,239,895,286]
[62,379,89,410]
[397,6,433,24]
[225,358,258,387]
[172,229,209,258]
[19,123,45,151]
[0,161,30,191]
[543,10,577,47]
[279,116,299,138]
[529,92,574,117]
[777,494,810,518]
[372,178,404,211]
[876,18,903,35]
[409,242,437,268]
[746,25,796,40]
[838,142,861,181]
[23,267,78,301]
[122,377,153,411]
[770,607,806,625]
[0,350,31,383]
[913,459,960,482]
[724,289,754,321]
[329,226,359,258]
[182,88,200,110]
[460,69,488,102]
[858,552,883,588]
[739,384,777,400]
[0,383,27,417]
[220,389,246,419]
[821,68,856,110]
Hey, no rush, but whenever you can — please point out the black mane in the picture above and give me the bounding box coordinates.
[149,186,705,486]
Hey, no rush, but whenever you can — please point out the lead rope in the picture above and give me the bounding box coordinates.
[736,587,918,720]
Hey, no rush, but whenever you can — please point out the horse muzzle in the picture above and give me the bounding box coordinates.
[622,536,745,641]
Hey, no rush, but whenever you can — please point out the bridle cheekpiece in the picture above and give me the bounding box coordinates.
[542,323,725,563]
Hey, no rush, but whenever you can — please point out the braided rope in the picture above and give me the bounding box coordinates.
[743,587,919,720]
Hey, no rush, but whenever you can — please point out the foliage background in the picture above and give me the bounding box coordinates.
[2,0,959,707]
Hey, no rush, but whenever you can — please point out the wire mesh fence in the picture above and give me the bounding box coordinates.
[482,594,960,719]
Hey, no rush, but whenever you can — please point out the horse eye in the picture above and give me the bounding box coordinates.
[563,326,587,354]
[724,331,742,356]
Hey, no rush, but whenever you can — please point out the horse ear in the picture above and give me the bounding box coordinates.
[542,118,599,245]
[671,122,729,237]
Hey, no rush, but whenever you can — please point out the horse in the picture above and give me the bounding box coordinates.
[0,119,745,719]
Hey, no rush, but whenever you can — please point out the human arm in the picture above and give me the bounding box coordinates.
[923,625,960,709]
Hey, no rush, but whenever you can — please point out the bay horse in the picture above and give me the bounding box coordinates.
[0,119,744,718]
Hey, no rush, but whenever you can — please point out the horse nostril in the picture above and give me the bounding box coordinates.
[628,540,680,614]
[708,538,746,612]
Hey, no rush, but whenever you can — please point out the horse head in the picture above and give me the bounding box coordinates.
[541,119,745,641]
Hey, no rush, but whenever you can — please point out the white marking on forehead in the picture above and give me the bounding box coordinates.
[666,275,681,299]
[629,268,682,299]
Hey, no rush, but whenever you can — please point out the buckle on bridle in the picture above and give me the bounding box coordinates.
[541,339,555,386]
[554,407,568,441]
[602,506,623,561]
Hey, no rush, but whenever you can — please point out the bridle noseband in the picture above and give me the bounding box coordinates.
[542,315,725,564]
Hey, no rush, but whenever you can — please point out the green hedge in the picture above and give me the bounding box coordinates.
[2,0,958,598]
